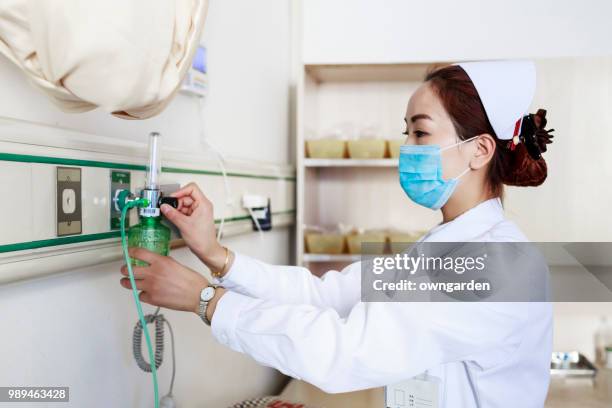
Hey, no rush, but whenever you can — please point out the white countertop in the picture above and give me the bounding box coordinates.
[545,368,612,408]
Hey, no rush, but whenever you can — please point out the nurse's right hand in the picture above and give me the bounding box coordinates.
[160,182,227,272]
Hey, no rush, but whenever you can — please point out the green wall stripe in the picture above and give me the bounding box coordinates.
[0,210,295,254]
[0,231,121,253]
[0,152,296,181]
[0,152,144,170]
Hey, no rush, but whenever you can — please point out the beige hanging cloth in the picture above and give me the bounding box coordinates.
[0,0,208,119]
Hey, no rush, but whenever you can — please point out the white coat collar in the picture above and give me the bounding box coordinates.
[421,198,506,242]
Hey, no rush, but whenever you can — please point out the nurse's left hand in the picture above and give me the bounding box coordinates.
[119,247,208,314]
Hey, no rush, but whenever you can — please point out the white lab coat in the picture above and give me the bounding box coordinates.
[211,198,553,408]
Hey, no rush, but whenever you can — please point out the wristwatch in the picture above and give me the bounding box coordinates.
[198,285,218,326]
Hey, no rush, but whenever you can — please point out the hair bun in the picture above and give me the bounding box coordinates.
[501,143,548,186]
[500,108,554,187]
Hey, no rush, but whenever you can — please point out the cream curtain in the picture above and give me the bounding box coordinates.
[0,0,208,119]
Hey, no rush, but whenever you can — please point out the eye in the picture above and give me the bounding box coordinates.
[414,130,428,138]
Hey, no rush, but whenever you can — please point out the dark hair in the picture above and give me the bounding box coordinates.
[424,65,549,198]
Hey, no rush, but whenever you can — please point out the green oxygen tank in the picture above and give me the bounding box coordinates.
[128,132,172,266]
[128,216,171,266]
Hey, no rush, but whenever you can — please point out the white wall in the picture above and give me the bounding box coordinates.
[0,0,295,407]
[302,0,612,64]
[201,0,293,163]
[553,303,612,363]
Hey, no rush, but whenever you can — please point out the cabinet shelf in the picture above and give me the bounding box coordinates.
[304,158,398,167]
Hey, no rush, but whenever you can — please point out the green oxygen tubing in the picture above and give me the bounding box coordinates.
[120,198,160,408]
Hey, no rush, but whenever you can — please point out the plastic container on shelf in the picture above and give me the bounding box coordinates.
[347,123,386,159]
[347,139,386,159]
[388,230,426,254]
[305,232,346,254]
[305,124,348,159]
[346,229,388,254]
[387,139,404,158]
[306,138,346,158]
[304,225,347,254]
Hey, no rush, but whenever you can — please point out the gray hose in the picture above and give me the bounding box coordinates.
[132,308,164,371]
[132,307,177,395]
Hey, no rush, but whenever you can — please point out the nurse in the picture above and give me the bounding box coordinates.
[120,60,555,407]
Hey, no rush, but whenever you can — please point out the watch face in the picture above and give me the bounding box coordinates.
[201,286,215,302]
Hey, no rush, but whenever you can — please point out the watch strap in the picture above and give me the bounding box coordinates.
[198,285,217,326]
[199,300,211,326]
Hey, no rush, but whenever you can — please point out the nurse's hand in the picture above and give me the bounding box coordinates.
[160,182,227,271]
[120,247,213,314]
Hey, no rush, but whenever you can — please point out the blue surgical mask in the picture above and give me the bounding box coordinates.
[398,136,477,210]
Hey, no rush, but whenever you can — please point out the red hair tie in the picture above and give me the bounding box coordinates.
[508,118,522,151]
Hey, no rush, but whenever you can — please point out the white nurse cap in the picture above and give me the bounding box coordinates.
[455,60,536,140]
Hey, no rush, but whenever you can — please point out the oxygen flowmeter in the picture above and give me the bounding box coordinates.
[114,132,178,265]
[115,132,179,408]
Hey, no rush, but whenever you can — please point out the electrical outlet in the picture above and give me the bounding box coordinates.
[56,167,82,236]
[110,170,131,230]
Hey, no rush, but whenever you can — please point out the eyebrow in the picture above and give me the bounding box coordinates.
[408,114,433,123]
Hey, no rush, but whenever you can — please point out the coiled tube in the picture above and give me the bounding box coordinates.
[133,309,165,372]
[132,307,177,397]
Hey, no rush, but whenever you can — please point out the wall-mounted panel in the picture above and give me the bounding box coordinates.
[0,121,295,284]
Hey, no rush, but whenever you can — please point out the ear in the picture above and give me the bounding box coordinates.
[470,133,496,170]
